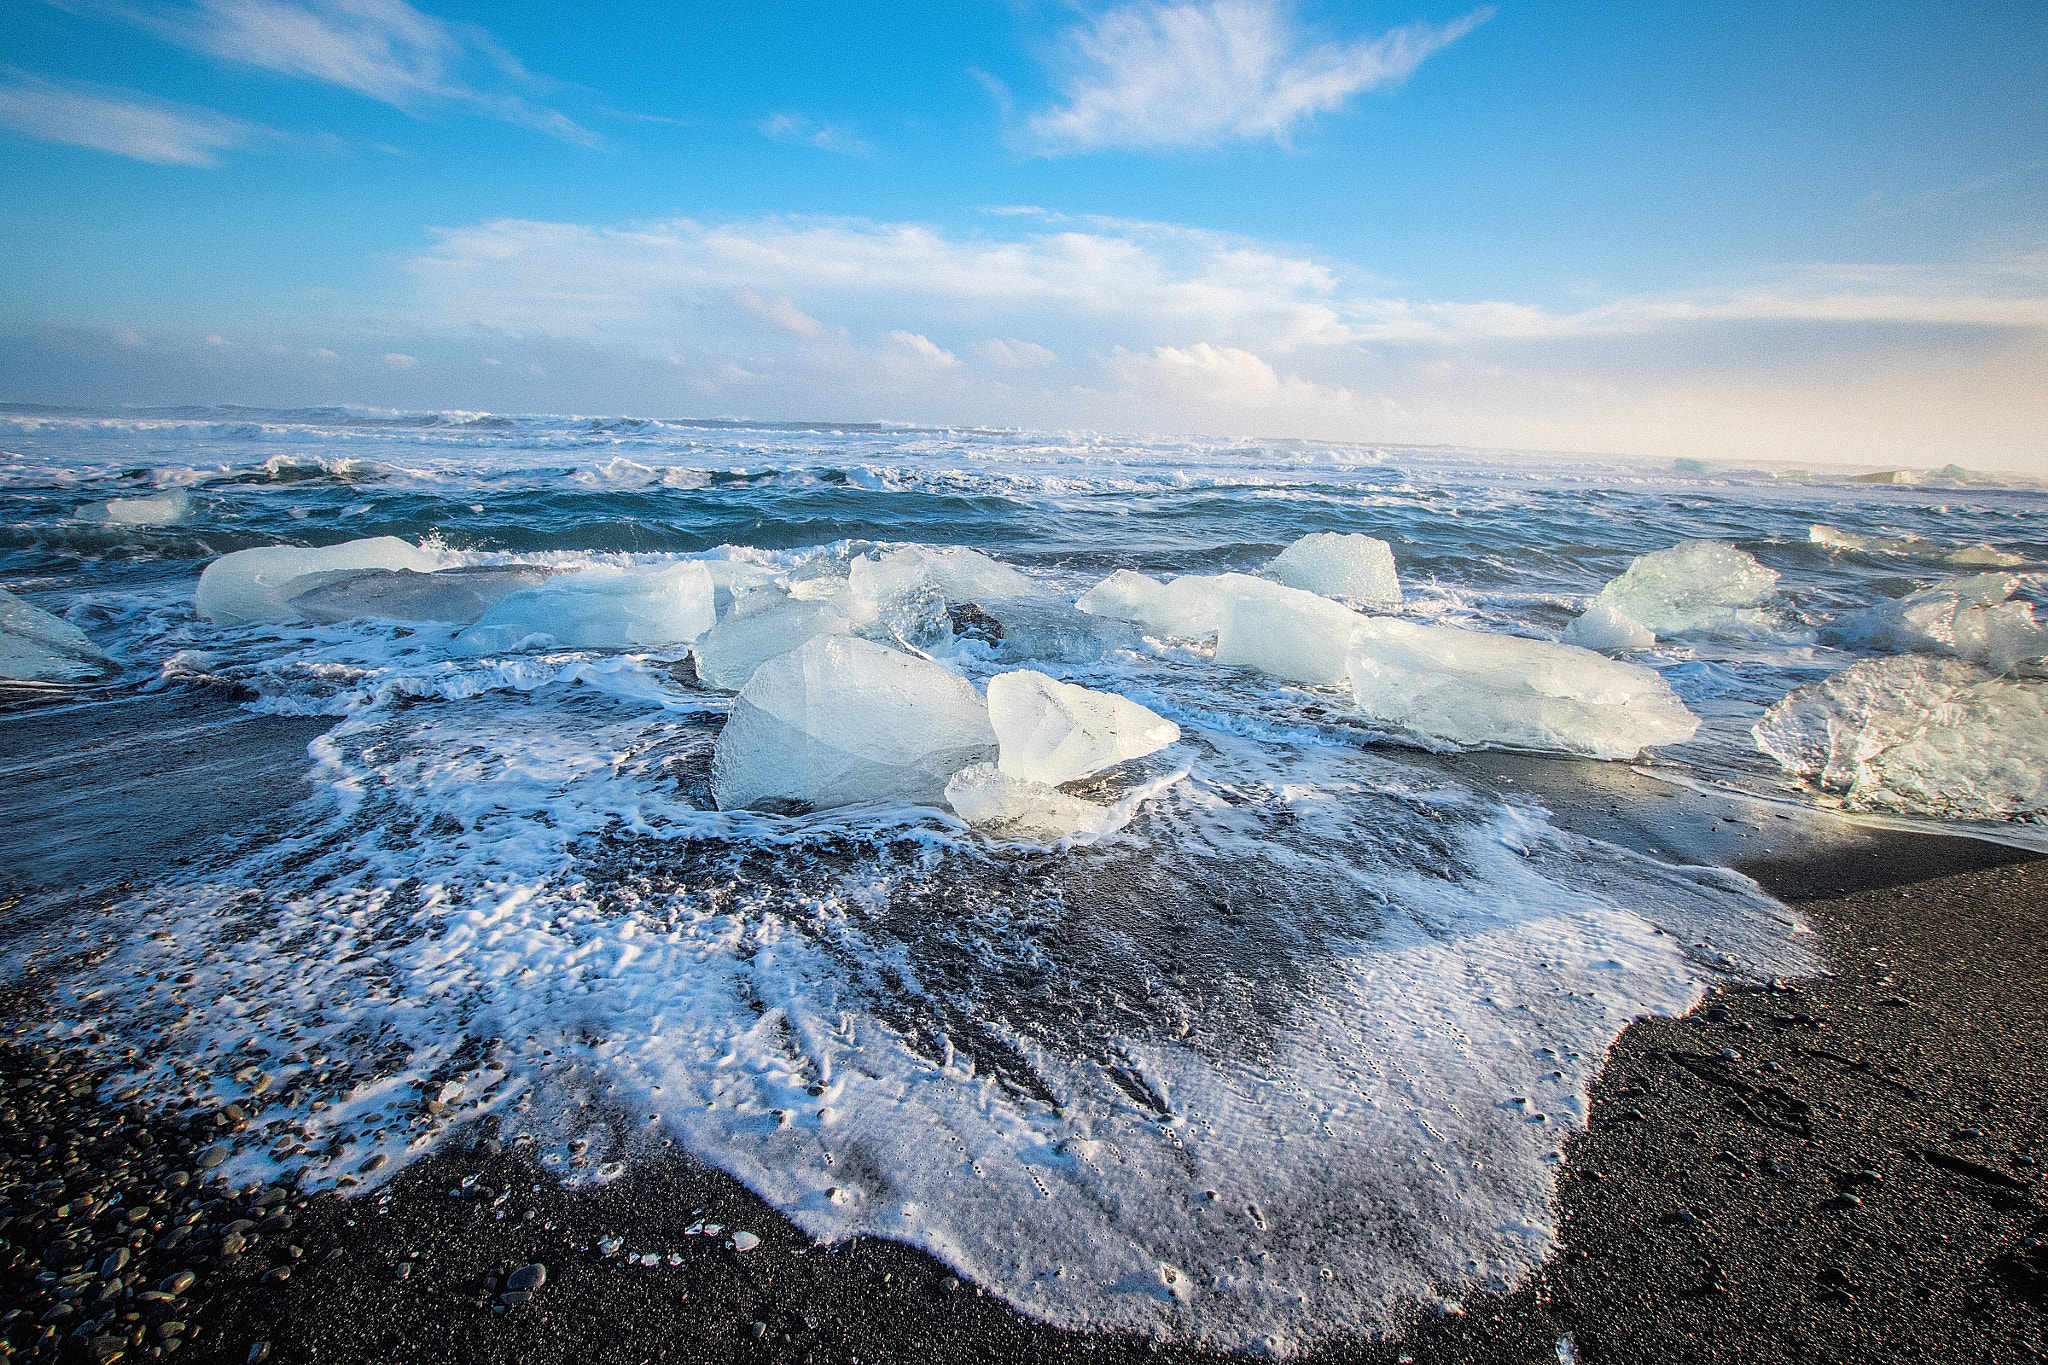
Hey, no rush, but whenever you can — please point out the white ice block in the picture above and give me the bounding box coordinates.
[711,635,999,810]
[84,488,194,526]
[1346,618,1699,759]
[1752,655,1988,794]
[0,587,109,682]
[196,537,447,625]
[287,566,554,625]
[692,588,853,691]
[944,762,1114,841]
[1809,524,2021,568]
[1268,532,1401,606]
[1828,572,2047,670]
[1076,570,1281,642]
[453,560,716,654]
[1211,579,1369,683]
[1582,540,1778,637]
[987,670,1181,786]
[1561,602,1657,652]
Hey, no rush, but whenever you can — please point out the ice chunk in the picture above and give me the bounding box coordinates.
[987,670,1180,786]
[1560,602,1656,652]
[711,635,998,811]
[1076,570,1284,642]
[0,587,109,682]
[965,600,1138,663]
[1346,619,1699,759]
[287,566,554,625]
[453,561,715,654]
[847,552,952,653]
[916,546,1042,603]
[1826,572,2046,668]
[1754,656,2048,819]
[1075,569,1167,624]
[1583,540,1778,636]
[84,488,194,525]
[1809,524,2022,568]
[1211,579,1368,683]
[692,588,853,691]
[1268,532,1401,606]
[944,762,1114,841]
[196,537,447,626]
[704,559,782,615]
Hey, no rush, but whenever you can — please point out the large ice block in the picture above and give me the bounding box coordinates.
[1754,656,2048,819]
[1268,532,1401,606]
[693,588,853,691]
[1075,570,1283,642]
[987,670,1180,786]
[968,600,1138,663]
[711,635,999,811]
[1346,618,1700,759]
[1211,579,1368,683]
[453,561,716,654]
[196,537,447,625]
[848,552,953,654]
[0,587,109,682]
[1579,540,1778,637]
[1809,524,2022,568]
[287,565,554,625]
[944,762,1114,841]
[1827,572,2047,671]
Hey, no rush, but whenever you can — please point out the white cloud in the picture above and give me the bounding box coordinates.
[1024,0,1492,154]
[382,351,416,368]
[883,331,959,368]
[759,113,872,157]
[976,337,1059,368]
[734,288,826,338]
[51,0,596,144]
[0,67,278,164]
[1109,341,1346,408]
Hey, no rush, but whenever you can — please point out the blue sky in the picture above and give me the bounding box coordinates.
[2,0,2044,467]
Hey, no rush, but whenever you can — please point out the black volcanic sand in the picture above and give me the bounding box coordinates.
[3,691,2047,1363]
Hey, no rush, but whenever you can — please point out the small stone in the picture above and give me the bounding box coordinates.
[263,1266,290,1284]
[941,1276,961,1292]
[1961,1128,1985,1140]
[1720,1048,1741,1061]
[1837,1193,1862,1208]
[507,1263,546,1291]
[248,1344,270,1364]
[731,1231,760,1253]
[221,1104,247,1123]
[196,1146,229,1170]
[359,1154,387,1174]
[221,1233,247,1256]
[160,1270,196,1295]
[258,1215,292,1234]
[100,1248,131,1277]
[750,1321,768,1340]
[394,1262,413,1281]
[500,1291,531,1306]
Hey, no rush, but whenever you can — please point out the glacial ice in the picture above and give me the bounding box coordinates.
[944,762,1115,841]
[1561,602,1657,652]
[987,670,1181,786]
[1810,523,2022,568]
[692,588,853,691]
[1211,579,1371,683]
[1076,570,1299,643]
[453,561,716,654]
[907,545,1042,602]
[84,488,194,525]
[287,565,554,625]
[847,552,953,653]
[196,537,448,626]
[1754,656,2048,819]
[1578,540,1778,638]
[965,599,1137,663]
[0,587,109,682]
[711,635,999,810]
[1826,572,2048,671]
[1268,531,1402,606]
[1347,619,1700,759]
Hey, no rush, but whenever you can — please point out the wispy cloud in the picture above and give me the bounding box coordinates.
[49,0,597,144]
[759,112,873,156]
[0,66,279,164]
[1023,0,1492,154]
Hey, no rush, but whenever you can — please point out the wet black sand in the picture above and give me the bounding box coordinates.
[3,692,2046,1364]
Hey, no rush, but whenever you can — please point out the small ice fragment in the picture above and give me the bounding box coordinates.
[86,488,194,525]
[1809,524,2021,568]
[987,670,1179,785]
[1346,619,1699,759]
[1268,532,1401,606]
[1580,540,1778,636]
[945,763,1114,842]
[970,600,1136,663]
[196,537,447,626]
[288,566,552,626]
[710,634,998,811]
[731,1231,761,1252]
[0,587,110,682]
[454,560,715,653]
[692,588,852,690]
[1561,602,1657,652]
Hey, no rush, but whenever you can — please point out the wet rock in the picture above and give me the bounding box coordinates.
[507,1262,546,1291]
[263,1265,290,1283]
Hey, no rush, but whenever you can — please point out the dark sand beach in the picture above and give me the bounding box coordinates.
[4,695,2045,1365]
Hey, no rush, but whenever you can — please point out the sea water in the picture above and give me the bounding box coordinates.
[3,406,2045,1352]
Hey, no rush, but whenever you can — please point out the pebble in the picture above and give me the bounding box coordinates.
[248,1343,271,1364]
[264,1265,291,1283]
[395,1262,414,1280]
[507,1262,547,1291]
[196,1144,230,1169]
[751,1321,769,1340]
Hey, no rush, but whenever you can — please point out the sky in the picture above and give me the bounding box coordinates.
[1,0,2044,469]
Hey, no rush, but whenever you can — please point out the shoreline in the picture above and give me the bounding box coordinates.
[2,694,2043,1362]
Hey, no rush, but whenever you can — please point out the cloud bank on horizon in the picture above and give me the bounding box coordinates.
[1,0,2044,469]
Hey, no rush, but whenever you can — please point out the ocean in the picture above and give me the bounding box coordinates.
[3,404,2044,1353]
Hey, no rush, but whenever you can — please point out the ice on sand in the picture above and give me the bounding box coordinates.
[288,565,554,625]
[987,670,1180,786]
[1572,540,1778,640]
[1076,570,1308,646]
[1754,655,2048,819]
[693,588,853,691]
[712,635,998,810]
[945,762,1115,841]
[196,537,447,625]
[958,599,1137,663]
[1268,532,1402,606]
[1211,579,1371,683]
[0,587,109,682]
[454,561,716,653]
[1560,602,1657,652]
[1826,572,2048,672]
[1347,619,1700,759]
[83,488,194,525]
[847,552,953,653]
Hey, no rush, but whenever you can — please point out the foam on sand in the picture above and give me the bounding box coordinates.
[0,586,110,682]
[1347,619,1700,759]
[1569,540,1779,641]
[1268,532,1402,606]
[711,634,998,810]
[196,537,449,626]
[455,560,717,654]
[987,670,1180,786]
